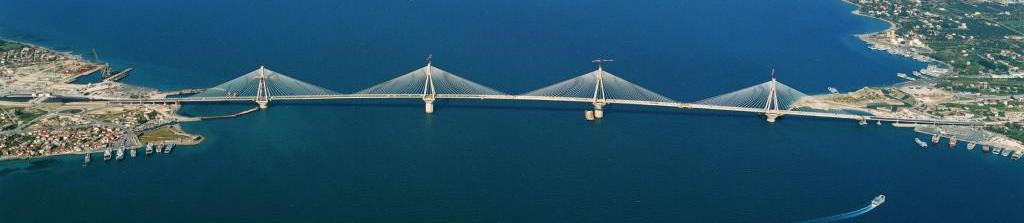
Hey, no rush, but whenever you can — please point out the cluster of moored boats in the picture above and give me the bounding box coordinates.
[82,143,175,165]
[914,134,1023,160]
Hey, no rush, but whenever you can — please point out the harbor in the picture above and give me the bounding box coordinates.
[912,125,1024,161]
[82,143,178,166]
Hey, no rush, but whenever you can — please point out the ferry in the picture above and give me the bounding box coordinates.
[83,153,91,166]
[983,145,991,153]
[915,138,928,148]
[948,136,957,149]
[115,148,124,160]
[871,194,886,208]
[931,134,941,144]
[145,144,154,155]
[967,142,977,150]
[103,149,112,161]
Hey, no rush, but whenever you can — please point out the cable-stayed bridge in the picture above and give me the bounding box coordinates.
[96,60,982,126]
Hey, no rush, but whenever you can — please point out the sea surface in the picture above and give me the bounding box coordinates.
[2,0,1023,222]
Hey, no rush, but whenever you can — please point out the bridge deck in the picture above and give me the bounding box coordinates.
[99,94,982,126]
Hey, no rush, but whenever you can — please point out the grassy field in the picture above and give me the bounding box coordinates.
[0,39,23,52]
[138,126,192,144]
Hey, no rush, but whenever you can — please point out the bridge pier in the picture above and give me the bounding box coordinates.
[765,113,779,123]
[592,102,605,119]
[423,97,435,114]
[256,100,269,109]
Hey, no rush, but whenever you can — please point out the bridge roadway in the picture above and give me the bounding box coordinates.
[93,94,983,126]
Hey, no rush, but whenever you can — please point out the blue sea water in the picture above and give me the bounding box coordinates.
[2,0,1023,222]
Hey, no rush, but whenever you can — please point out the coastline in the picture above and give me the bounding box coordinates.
[0,37,205,162]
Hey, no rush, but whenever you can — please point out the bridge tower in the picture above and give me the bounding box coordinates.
[422,55,437,114]
[590,59,612,119]
[255,66,271,109]
[763,69,782,123]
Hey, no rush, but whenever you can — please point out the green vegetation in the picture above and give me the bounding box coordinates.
[937,77,1024,95]
[857,0,1024,75]
[0,39,23,52]
[987,123,1024,143]
[14,108,45,122]
[138,126,190,144]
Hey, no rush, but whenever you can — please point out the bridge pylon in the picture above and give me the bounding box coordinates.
[588,59,612,120]
[422,56,437,114]
[763,69,782,123]
[255,66,271,109]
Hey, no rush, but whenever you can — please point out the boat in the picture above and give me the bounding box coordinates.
[103,149,112,161]
[155,145,163,153]
[83,153,91,166]
[915,138,928,148]
[1001,148,1012,157]
[129,147,137,158]
[967,142,977,150]
[983,145,991,153]
[115,148,124,160]
[993,147,1003,155]
[948,136,957,149]
[931,134,941,144]
[1013,150,1023,160]
[828,87,839,94]
[871,194,886,208]
[876,120,882,126]
[166,144,175,154]
[145,144,154,155]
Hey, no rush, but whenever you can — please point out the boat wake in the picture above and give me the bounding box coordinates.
[797,195,883,223]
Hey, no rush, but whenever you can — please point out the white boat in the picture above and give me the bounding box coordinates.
[915,138,928,148]
[828,87,839,94]
[897,73,916,81]
[103,149,112,161]
[1001,148,1012,157]
[145,144,154,155]
[155,145,163,153]
[1013,150,1023,160]
[967,142,977,150]
[871,194,886,207]
[129,147,137,158]
[83,153,91,165]
[115,148,124,160]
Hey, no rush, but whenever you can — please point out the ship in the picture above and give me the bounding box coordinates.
[129,147,137,158]
[145,144,154,155]
[871,194,886,208]
[155,145,163,153]
[83,153,91,166]
[828,87,839,94]
[1013,150,1023,160]
[876,120,882,126]
[103,149,112,161]
[948,136,957,149]
[931,134,941,144]
[983,145,991,153]
[915,138,928,148]
[993,147,1004,155]
[967,142,977,150]
[115,148,124,160]
[1001,148,1012,157]
[166,144,175,154]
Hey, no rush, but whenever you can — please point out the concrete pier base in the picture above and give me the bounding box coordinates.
[256,100,268,109]
[765,113,779,123]
[592,103,605,119]
[424,98,435,114]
